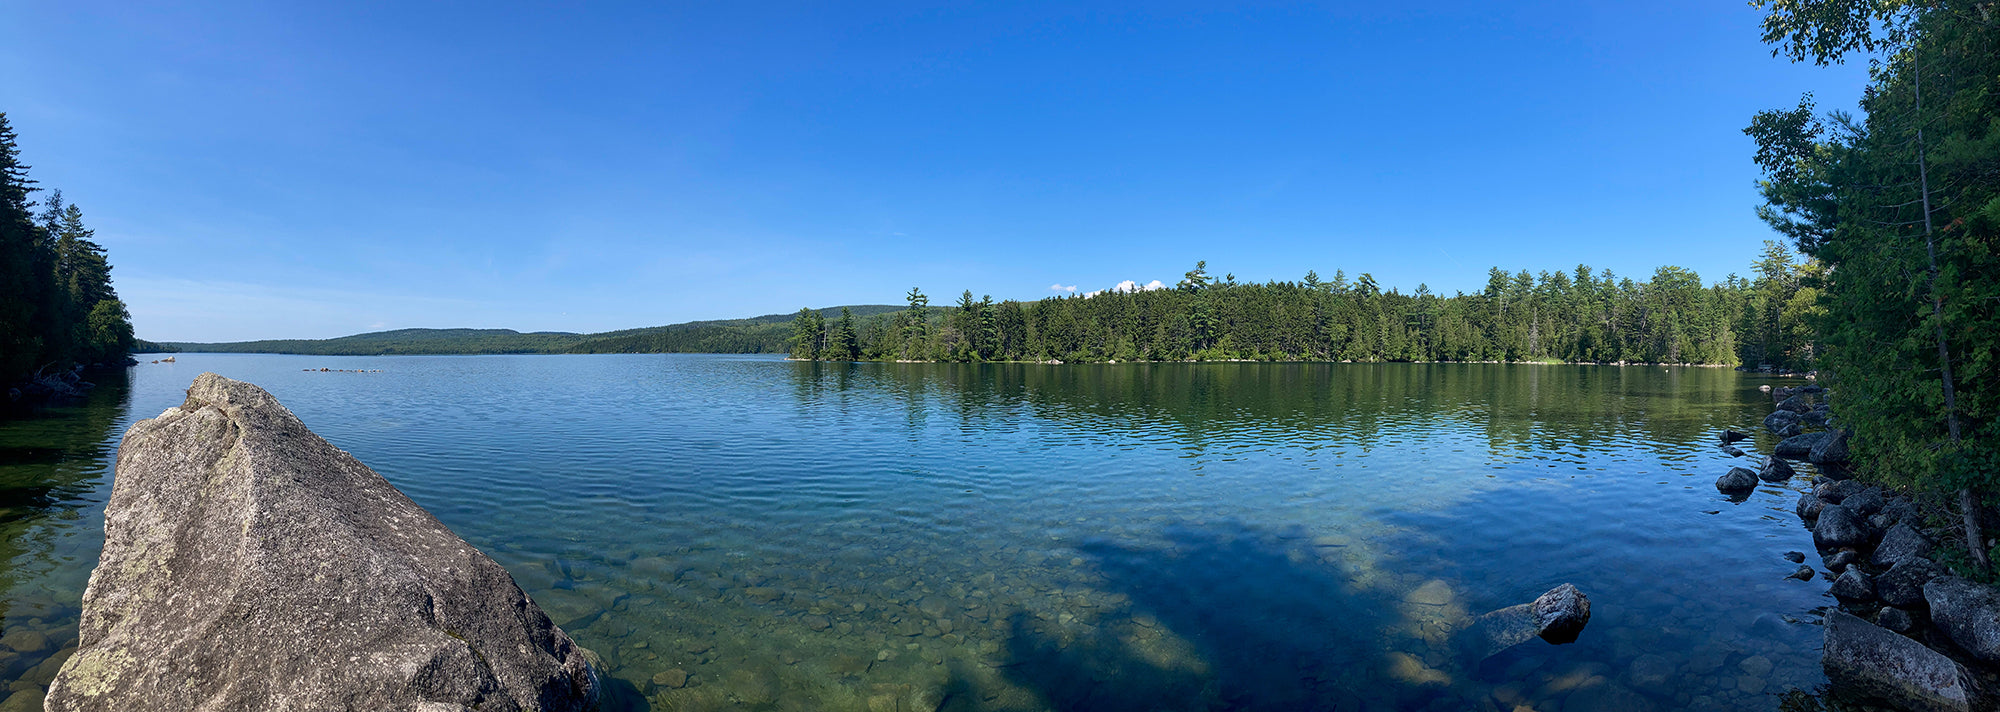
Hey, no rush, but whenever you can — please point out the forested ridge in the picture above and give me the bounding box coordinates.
[162,306,906,356]
[789,251,1822,368]
[0,113,135,383]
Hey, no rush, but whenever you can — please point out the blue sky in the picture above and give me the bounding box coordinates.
[2,2,1868,342]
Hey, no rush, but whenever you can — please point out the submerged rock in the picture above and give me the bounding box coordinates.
[1823,610,1977,712]
[1924,576,2000,666]
[47,373,600,712]
[1460,583,1592,660]
[1721,429,1750,444]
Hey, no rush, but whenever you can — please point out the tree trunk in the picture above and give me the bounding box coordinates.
[1912,52,1988,575]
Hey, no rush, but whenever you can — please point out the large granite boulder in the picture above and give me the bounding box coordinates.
[46,374,601,712]
[1778,393,1815,413]
[1925,576,2000,666]
[1823,610,1978,712]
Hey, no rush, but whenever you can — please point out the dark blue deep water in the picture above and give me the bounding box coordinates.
[0,354,1841,711]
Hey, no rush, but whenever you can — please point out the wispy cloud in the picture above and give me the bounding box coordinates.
[1083,279,1166,298]
[1049,283,1078,293]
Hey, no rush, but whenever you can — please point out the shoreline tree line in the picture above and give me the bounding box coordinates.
[789,251,1821,368]
[1746,0,1997,574]
[0,113,136,384]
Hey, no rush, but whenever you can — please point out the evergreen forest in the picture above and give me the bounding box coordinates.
[0,113,135,383]
[1745,0,1999,571]
[786,252,1822,368]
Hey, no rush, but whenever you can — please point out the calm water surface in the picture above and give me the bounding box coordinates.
[0,354,1845,711]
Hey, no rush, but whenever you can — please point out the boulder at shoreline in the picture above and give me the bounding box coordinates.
[1823,610,1978,712]
[47,373,601,712]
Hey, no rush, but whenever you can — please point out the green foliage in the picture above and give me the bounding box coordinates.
[0,115,136,381]
[1747,2,1999,501]
[787,258,1796,366]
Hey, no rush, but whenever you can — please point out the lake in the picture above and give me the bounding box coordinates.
[0,354,1839,711]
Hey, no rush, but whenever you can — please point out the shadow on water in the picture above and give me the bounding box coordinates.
[0,367,133,708]
[933,519,1432,712]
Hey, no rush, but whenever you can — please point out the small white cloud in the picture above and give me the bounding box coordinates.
[1083,279,1165,299]
[1050,284,1078,293]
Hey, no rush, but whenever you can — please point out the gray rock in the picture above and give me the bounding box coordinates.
[1879,607,1918,634]
[1872,523,1935,568]
[1779,393,1815,413]
[1819,479,1866,504]
[46,374,601,712]
[1717,467,1759,492]
[1815,504,1872,550]
[1765,409,1803,436]
[1797,492,1824,522]
[1461,583,1592,661]
[1785,551,1806,563]
[1879,557,1947,609]
[1924,576,2000,666]
[1534,583,1591,643]
[1825,549,1859,572]
[1823,610,1977,712]
[1804,409,1832,427]
[1810,429,1851,464]
[1722,445,1747,458]
[1758,456,1795,483]
[1625,653,1677,696]
[1831,568,1875,603]
[1777,432,1832,458]
[1788,565,1817,581]
[1845,487,1886,518]
[1721,430,1750,444]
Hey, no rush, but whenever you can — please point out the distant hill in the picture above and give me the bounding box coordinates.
[163,305,907,356]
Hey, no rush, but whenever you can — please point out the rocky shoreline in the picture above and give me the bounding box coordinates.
[1715,384,2000,711]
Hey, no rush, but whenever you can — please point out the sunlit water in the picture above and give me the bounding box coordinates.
[0,354,1850,711]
